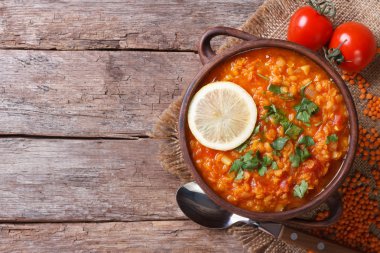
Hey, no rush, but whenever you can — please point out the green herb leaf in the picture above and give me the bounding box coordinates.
[257,73,270,81]
[290,147,311,168]
[272,150,280,157]
[268,84,282,94]
[230,151,260,180]
[293,180,308,198]
[296,111,311,123]
[285,124,303,140]
[290,153,301,167]
[235,143,247,153]
[294,98,319,123]
[264,104,277,115]
[298,136,315,147]
[300,81,312,97]
[314,121,323,127]
[235,169,245,180]
[253,124,260,135]
[271,161,279,170]
[299,147,311,161]
[258,166,267,176]
[229,159,243,173]
[262,155,273,166]
[326,134,338,144]
[271,137,289,151]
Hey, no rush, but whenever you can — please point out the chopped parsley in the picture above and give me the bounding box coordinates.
[293,180,308,198]
[271,161,279,170]
[297,135,315,147]
[258,166,267,176]
[294,97,319,123]
[268,84,282,94]
[263,104,303,140]
[253,124,260,135]
[262,155,273,166]
[267,84,294,100]
[271,137,289,151]
[229,151,275,179]
[290,146,311,168]
[284,124,303,140]
[326,134,338,144]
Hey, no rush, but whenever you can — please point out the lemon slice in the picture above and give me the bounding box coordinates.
[188,81,257,151]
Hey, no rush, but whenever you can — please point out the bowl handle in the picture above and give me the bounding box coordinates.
[283,192,343,228]
[198,26,259,65]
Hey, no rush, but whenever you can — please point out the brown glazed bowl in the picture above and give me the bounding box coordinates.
[179,27,358,227]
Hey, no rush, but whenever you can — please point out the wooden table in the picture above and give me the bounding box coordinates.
[0,1,264,251]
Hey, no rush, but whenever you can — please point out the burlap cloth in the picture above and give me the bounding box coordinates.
[153,0,380,252]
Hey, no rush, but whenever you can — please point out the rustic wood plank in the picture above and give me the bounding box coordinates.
[0,138,185,221]
[0,221,242,252]
[0,50,199,137]
[0,0,264,51]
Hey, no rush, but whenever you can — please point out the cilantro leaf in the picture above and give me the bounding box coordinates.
[285,124,303,140]
[299,147,311,161]
[253,124,260,135]
[271,137,289,151]
[262,155,273,166]
[296,110,311,123]
[264,104,277,115]
[268,84,282,94]
[290,147,311,168]
[293,180,308,198]
[258,166,267,176]
[326,134,338,144]
[229,159,243,173]
[290,152,301,168]
[271,161,279,170]
[298,136,315,147]
[294,98,319,123]
[235,169,245,180]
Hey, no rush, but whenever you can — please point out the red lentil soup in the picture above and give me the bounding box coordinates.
[188,48,349,212]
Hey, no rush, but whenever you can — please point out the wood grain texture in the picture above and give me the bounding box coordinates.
[0,221,242,252]
[0,50,199,137]
[0,0,264,51]
[0,138,185,221]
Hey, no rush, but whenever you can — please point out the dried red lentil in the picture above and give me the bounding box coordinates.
[312,170,379,253]
[343,71,380,121]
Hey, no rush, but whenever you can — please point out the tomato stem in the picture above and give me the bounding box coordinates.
[308,0,336,18]
[324,39,348,65]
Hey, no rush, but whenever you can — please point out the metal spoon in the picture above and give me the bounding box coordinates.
[176,181,361,253]
[175,181,282,236]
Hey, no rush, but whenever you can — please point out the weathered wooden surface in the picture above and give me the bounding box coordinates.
[0,50,199,137]
[0,0,263,51]
[0,0,267,251]
[0,138,185,221]
[0,221,242,252]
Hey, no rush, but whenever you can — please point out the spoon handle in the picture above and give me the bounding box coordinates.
[279,226,361,253]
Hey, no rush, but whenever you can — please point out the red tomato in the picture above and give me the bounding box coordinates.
[328,22,377,72]
[287,6,333,51]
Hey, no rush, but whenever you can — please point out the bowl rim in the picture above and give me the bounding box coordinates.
[178,38,358,222]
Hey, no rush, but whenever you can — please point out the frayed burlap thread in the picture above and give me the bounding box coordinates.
[153,0,380,252]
